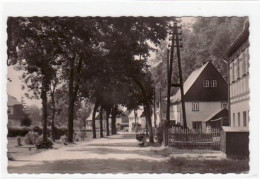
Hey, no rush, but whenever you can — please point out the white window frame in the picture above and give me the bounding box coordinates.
[211,80,217,87]
[221,102,228,109]
[192,102,199,111]
[203,80,209,87]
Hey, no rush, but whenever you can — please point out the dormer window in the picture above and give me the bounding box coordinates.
[211,80,217,87]
[192,102,199,111]
[203,80,209,87]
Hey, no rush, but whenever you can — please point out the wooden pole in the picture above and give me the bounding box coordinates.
[174,22,187,128]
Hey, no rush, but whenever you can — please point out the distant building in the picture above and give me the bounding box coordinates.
[226,19,250,128]
[85,111,107,131]
[7,95,25,127]
[128,107,146,132]
[170,61,228,129]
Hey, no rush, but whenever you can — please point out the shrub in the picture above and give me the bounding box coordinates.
[33,126,42,134]
[53,127,68,140]
[35,135,53,149]
[21,117,32,127]
[16,136,22,146]
[24,131,39,145]
[59,134,68,143]
[8,126,32,137]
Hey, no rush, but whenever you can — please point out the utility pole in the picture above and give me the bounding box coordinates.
[164,20,187,146]
[165,47,171,146]
[174,22,187,128]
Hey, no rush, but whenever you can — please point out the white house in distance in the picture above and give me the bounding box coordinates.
[226,19,249,128]
[7,95,25,127]
[128,107,146,132]
[170,61,228,130]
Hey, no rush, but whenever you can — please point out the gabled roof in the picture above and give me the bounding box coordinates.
[226,19,249,57]
[203,108,228,122]
[86,108,99,121]
[8,95,21,106]
[170,61,209,103]
[128,106,143,118]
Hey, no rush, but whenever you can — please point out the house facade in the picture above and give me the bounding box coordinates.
[170,61,228,129]
[7,95,25,127]
[226,19,250,128]
[128,107,146,132]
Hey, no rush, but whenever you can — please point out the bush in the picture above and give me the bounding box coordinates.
[21,117,32,127]
[8,126,32,137]
[33,126,42,134]
[24,131,39,145]
[35,135,54,149]
[16,136,22,146]
[53,126,68,140]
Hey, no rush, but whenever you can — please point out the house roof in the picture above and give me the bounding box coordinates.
[128,106,143,118]
[203,108,228,122]
[222,126,249,132]
[170,61,209,103]
[8,95,21,106]
[226,19,249,57]
[86,109,99,121]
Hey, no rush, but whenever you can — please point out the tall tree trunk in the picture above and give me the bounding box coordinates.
[145,116,148,136]
[68,55,83,143]
[144,105,154,143]
[41,88,48,142]
[134,109,138,132]
[68,58,75,143]
[100,106,103,138]
[51,91,55,141]
[106,108,111,136]
[132,77,154,143]
[111,105,117,135]
[92,101,99,138]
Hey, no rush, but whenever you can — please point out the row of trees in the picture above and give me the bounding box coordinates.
[7,17,172,147]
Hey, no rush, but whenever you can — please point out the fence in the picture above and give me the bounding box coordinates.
[168,127,221,150]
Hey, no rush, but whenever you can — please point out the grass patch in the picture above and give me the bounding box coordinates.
[167,157,249,173]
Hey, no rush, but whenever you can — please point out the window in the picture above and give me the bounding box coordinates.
[221,103,228,109]
[232,63,235,82]
[211,80,217,87]
[243,111,247,127]
[237,57,240,79]
[233,113,235,127]
[192,121,202,130]
[238,112,240,127]
[192,102,199,111]
[242,52,247,76]
[203,80,209,87]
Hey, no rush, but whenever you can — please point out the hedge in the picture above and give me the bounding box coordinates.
[8,126,68,140]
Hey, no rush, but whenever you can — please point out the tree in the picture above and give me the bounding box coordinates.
[27,105,41,126]
[7,17,61,148]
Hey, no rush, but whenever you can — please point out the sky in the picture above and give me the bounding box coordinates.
[6,17,196,109]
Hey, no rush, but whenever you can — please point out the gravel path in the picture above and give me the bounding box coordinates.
[8,132,242,174]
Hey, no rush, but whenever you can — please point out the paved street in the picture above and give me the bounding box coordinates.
[8,132,248,174]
